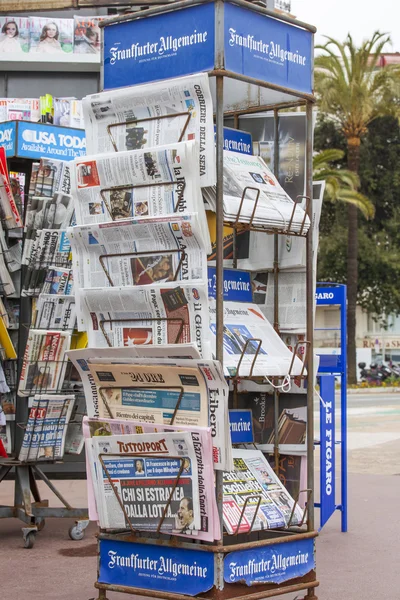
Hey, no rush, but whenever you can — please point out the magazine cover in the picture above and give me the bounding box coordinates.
[0,17,30,53]
[73,15,104,54]
[29,17,73,54]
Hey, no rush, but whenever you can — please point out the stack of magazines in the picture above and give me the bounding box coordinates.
[203,151,310,233]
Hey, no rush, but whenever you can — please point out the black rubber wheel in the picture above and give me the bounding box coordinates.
[24,532,36,549]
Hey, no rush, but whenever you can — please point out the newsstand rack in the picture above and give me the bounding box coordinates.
[94,1,318,599]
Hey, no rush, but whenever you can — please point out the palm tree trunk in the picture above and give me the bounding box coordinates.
[347,138,361,384]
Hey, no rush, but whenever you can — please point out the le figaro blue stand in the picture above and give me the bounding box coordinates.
[94,2,318,599]
[315,284,348,533]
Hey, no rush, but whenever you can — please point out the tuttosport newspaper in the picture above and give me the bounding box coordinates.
[82,72,215,187]
[203,151,310,233]
[223,450,304,534]
[72,140,210,243]
[33,294,77,331]
[68,213,207,290]
[19,394,74,462]
[79,282,209,356]
[67,349,232,471]
[83,416,219,540]
[18,330,71,396]
[92,431,201,535]
[209,300,305,378]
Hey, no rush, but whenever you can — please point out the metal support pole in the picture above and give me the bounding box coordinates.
[305,101,314,535]
[273,108,280,473]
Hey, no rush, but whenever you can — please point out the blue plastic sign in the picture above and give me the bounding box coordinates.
[224,537,315,585]
[224,2,312,94]
[99,539,214,596]
[207,267,253,302]
[315,286,345,306]
[319,375,336,528]
[229,409,254,443]
[214,126,253,155]
[0,121,16,157]
[103,3,215,89]
[16,122,86,161]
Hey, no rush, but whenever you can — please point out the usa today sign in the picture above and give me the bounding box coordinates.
[17,122,86,160]
[0,121,86,161]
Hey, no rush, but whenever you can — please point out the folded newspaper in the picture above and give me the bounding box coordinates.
[72,140,210,248]
[42,267,74,295]
[19,394,75,462]
[209,300,305,378]
[223,450,304,534]
[67,348,232,471]
[83,416,219,540]
[68,213,207,289]
[79,282,209,357]
[22,230,72,296]
[19,330,71,396]
[82,72,215,187]
[33,294,77,331]
[92,431,201,534]
[203,151,310,234]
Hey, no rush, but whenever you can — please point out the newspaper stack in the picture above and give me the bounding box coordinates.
[68,213,208,289]
[18,330,71,397]
[78,282,209,354]
[223,450,304,534]
[82,72,215,187]
[203,151,310,234]
[19,394,75,462]
[67,348,232,472]
[33,294,77,331]
[209,300,306,378]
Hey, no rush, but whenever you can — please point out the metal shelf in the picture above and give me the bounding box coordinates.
[0,53,100,73]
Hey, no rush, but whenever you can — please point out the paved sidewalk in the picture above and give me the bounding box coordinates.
[1,472,400,600]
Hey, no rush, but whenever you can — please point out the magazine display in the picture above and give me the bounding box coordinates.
[0,17,30,54]
[33,294,77,331]
[209,300,305,378]
[54,98,84,128]
[82,73,215,187]
[72,140,209,243]
[19,394,74,462]
[92,430,201,535]
[73,15,104,54]
[67,348,232,471]
[203,151,310,233]
[223,450,304,534]
[79,282,209,355]
[18,330,71,396]
[68,213,208,289]
[29,17,74,55]
[83,416,219,539]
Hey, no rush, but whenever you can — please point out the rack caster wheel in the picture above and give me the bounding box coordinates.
[69,519,89,541]
[36,518,45,531]
[23,531,36,549]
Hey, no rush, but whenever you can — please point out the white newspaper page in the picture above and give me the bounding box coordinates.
[92,431,200,535]
[209,300,305,378]
[223,449,304,534]
[80,282,209,357]
[263,272,306,332]
[82,72,215,187]
[84,416,218,541]
[33,294,77,331]
[68,213,207,289]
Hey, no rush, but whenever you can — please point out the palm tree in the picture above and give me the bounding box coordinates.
[315,32,400,383]
[313,149,374,219]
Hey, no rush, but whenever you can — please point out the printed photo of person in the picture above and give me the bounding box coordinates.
[135,459,145,476]
[175,497,195,533]
[0,20,23,53]
[126,127,148,151]
[36,22,63,54]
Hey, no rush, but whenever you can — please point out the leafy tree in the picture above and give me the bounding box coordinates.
[315,32,400,382]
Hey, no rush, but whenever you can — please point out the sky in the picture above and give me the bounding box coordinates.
[291,0,400,52]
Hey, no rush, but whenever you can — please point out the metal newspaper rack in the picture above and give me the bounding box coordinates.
[94,2,317,599]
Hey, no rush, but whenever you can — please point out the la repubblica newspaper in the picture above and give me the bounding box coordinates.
[223,450,304,534]
[83,416,219,541]
[71,140,210,250]
[67,213,207,289]
[82,73,215,187]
